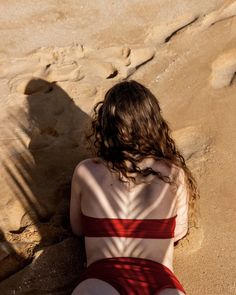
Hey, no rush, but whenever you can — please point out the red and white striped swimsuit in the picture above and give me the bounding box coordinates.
[78,212,186,295]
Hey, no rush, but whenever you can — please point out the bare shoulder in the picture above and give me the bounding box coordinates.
[73,157,105,176]
[150,159,185,184]
[150,158,178,174]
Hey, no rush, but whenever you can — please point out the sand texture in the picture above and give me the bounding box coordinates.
[0,0,235,294]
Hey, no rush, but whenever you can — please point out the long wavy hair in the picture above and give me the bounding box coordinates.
[87,80,199,229]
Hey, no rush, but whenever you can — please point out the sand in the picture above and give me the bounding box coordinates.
[0,0,235,294]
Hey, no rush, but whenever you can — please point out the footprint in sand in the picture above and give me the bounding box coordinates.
[116,47,155,78]
[7,44,155,94]
[9,63,83,94]
[210,48,236,89]
[86,46,131,69]
[1,45,84,80]
[81,46,155,80]
[79,58,118,79]
[35,62,84,83]
[146,13,198,44]
[31,44,85,65]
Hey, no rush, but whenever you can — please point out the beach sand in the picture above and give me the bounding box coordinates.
[0,1,235,294]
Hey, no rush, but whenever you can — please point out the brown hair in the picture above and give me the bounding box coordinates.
[88,80,199,229]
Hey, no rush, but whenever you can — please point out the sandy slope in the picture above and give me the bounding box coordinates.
[0,1,235,294]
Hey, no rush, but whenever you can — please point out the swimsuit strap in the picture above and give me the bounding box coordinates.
[81,212,176,239]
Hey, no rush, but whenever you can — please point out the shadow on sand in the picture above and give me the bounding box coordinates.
[0,79,91,293]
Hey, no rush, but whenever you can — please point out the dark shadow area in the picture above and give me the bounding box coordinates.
[0,79,90,292]
[0,238,86,295]
[0,228,29,282]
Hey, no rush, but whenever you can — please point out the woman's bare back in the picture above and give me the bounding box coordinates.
[70,157,189,271]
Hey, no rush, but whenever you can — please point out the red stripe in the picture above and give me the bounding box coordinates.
[81,213,176,239]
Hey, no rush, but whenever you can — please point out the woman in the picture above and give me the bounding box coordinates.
[70,80,199,295]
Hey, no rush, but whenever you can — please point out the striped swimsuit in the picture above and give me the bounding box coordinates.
[77,212,186,295]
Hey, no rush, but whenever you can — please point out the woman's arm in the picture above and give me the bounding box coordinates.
[174,168,189,242]
[70,164,83,236]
